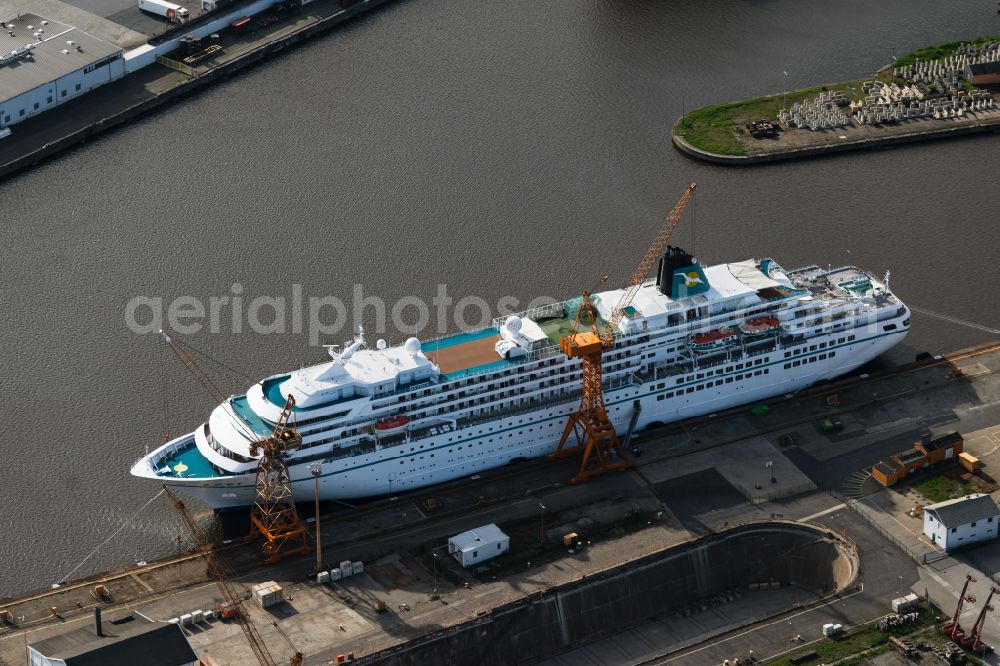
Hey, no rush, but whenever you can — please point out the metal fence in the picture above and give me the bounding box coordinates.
[155,54,197,77]
[828,490,941,565]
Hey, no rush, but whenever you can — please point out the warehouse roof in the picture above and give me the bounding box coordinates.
[0,12,121,102]
[925,493,1000,529]
[968,61,1000,76]
[29,614,197,666]
[920,431,963,453]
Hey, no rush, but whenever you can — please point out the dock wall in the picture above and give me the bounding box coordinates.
[123,0,278,73]
[0,0,393,181]
[358,522,857,666]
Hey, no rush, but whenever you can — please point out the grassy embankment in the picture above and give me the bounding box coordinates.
[772,609,985,666]
[675,34,1000,157]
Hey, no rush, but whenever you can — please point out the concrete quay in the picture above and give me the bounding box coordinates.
[3,343,1000,664]
[673,101,1000,165]
[0,0,395,181]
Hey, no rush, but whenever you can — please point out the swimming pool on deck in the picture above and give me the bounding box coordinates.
[155,435,228,479]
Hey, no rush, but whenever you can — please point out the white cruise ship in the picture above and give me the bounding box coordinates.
[131,247,910,509]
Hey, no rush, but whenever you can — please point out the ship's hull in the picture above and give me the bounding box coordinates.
[145,322,907,510]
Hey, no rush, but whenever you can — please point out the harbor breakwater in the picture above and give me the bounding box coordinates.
[672,113,1000,164]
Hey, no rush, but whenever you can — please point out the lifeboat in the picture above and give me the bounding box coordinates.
[738,316,781,336]
[689,328,738,352]
[375,415,410,432]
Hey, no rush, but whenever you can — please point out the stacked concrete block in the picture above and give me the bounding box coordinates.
[845,42,1000,128]
[251,581,284,609]
[779,90,850,130]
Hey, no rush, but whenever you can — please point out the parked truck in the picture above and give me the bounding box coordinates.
[137,0,190,22]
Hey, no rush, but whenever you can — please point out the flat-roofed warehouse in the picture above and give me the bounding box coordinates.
[0,12,124,127]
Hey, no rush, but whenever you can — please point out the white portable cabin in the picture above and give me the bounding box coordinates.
[448,524,510,567]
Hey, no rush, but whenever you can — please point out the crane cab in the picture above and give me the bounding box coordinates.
[560,331,605,358]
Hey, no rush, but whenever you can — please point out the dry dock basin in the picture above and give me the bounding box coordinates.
[361,521,859,665]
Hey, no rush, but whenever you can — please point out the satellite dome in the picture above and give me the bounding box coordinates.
[505,315,522,334]
[376,338,387,350]
[404,337,421,355]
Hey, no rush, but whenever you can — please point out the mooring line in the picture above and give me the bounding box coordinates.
[910,305,1000,336]
[54,489,165,586]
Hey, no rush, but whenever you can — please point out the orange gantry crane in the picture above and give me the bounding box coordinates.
[552,183,698,484]
[159,331,310,565]
[164,485,304,666]
[249,394,312,564]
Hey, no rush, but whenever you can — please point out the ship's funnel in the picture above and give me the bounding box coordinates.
[656,246,710,300]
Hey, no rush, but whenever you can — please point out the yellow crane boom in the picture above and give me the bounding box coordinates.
[159,329,227,405]
[605,182,697,338]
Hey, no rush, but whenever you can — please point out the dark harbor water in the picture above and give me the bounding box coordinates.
[1,0,998,596]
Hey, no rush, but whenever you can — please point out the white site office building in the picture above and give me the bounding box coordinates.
[923,493,1000,552]
[448,524,510,567]
[0,12,124,127]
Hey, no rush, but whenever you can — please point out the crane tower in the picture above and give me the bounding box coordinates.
[551,183,697,484]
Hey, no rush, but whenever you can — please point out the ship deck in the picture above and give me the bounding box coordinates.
[425,335,503,375]
[535,314,584,345]
[153,435,228,479]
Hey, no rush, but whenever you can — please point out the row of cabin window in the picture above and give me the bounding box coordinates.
[657,369,770,399]
[783,351,836,369]
[783,335,854,359]
[393,356,565,409]
[673,357,769,386]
